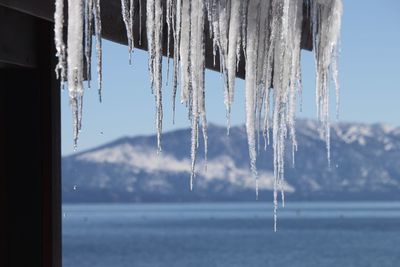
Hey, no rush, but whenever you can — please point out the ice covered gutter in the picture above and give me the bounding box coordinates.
[55,0,342,230]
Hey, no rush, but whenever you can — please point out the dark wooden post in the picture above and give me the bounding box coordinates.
[0,7,61,267]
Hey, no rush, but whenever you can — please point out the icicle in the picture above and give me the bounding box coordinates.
[226,0,242,131]
[172,0,182,123]
[179,0,191,105]
[155,0,163,153]
[166,0,174,85]
[333,48,340,120]
[201,103,208,173]
[236,0,305,229]
[146,0,164,153]
[205,0,214,36]
[209,0,220,67]
[57,0,343,231]
[262,1,277,158]
[121,0,134,63]
[216,0,230,128]
[240,0,248,55]
[93,0,103,102]
[67,0,85,148]
[255,0,270,154]
[270,0,303,228]
[146,0,155,91]
[287,0,303,168]
[245,0,260,199]
[312,0,343,166]
[84,0,102,100]
[54,0,67,85]
[130,0,135,47]
[255,0,270,89]
[188,0,197,190]
[263,88,272,150]
[84,0,93,88]
[189,0,207,188]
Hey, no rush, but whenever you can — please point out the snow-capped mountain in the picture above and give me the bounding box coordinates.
[62,119,400,202]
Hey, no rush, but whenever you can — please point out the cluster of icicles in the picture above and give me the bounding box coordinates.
[55,0,342,230]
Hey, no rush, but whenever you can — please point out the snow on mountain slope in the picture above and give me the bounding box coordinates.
[63,120,400,202]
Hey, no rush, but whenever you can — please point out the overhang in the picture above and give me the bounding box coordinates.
[0,0,313,77]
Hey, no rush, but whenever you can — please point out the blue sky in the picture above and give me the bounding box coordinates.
[62,0,400,155]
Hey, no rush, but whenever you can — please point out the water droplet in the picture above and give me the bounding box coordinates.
[100,131,103,135]
[335,164,339,168]
[63,212,67,218]
[73,185,77,190]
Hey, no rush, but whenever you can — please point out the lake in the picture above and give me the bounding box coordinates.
[62,202,400,267]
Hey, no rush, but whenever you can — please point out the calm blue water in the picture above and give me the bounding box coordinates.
[63,202,400,267]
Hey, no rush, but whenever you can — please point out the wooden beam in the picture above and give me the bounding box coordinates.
[0,10,61,267]
[0,0,313,79]
[0,6,37,67]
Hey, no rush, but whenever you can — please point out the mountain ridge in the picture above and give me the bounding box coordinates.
[62,119,400,202]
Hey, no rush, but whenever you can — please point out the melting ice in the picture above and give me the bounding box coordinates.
[55,0,343,230]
